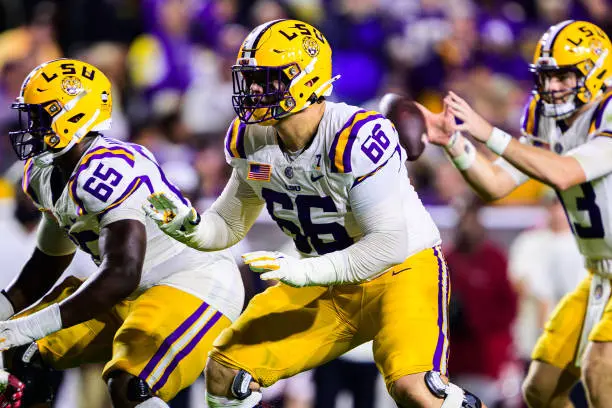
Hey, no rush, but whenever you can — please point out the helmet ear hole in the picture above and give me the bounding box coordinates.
[68,113,85,123]
[304,77,319,88]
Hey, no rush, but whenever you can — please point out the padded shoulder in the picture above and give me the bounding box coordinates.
[68,144,151,216]
[223,117,274,165]
[588,91,612,137]
[520,95,542,137]
[224,117,247,162]
[21,158,42,208]
[328,110,399,178]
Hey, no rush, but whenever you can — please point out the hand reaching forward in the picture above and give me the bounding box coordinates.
[444,91,493,143]
[143,193,202,247]
[414,101,456,146]
[242,251,312,288]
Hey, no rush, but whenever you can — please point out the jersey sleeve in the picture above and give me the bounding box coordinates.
[588,91,612,138]
[329,110,400,180]
[520,95,542,138]
[68,145,153,222]
[567,137,612,181]
[297,151,410,284]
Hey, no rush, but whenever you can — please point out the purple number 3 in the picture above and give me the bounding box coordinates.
[83,163,123,202]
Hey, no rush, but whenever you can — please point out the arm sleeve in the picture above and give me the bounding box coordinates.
[188,169,265,250]
[567,136,612,181]
[36,213,77,256]
[298,153,410,284]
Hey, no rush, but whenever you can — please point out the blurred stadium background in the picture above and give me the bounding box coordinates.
[0,0,609,407]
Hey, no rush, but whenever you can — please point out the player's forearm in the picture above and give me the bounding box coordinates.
[182,208,252,251]
[446,134,517,201]
[59,219,145,328]
[58,256,141,327]
[299,229,408,285]
[6,248,73,314]
[179,170,265,251]
[462,154,518,201]
[299,180,408,285]
[500,137,585,190]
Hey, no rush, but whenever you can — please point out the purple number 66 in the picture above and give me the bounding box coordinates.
[82,163,123,202]
[361,123,390,163]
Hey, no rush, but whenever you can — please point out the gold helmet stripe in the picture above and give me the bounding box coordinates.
[241,19,286,59]
[541,20,574,58]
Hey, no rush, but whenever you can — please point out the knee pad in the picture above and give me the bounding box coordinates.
[134,396,169,407]
[205,369,261,408]
[126,376,154,402]
[231,369,254,400]
[425,371,482,408]
[3,342,61,406]
[206,390,262,408]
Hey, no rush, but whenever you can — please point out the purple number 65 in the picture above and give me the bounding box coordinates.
[83,163,123,202]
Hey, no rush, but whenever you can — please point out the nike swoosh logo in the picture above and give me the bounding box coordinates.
[392,267,411,276]
[310,174,323,182]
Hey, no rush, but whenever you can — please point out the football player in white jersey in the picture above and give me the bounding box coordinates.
[417,20,612,408]
[145,19,487,408]
[0,59,244,408]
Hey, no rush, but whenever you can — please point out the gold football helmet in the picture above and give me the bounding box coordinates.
[232,19,339,125]
[9,58,112,161]
[531,20,612,119]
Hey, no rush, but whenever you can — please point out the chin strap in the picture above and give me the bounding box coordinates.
[299,74,342,112]
[541,93,579,119]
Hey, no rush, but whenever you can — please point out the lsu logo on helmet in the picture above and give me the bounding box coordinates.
[231,19,339,125]
[9,58,112,162]
[531,20,612,119]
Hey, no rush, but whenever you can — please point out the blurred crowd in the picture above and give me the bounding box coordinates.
[0,0,608,407]
[0,0,609,205]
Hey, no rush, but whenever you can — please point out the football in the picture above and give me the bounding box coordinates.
[379,93,427,161]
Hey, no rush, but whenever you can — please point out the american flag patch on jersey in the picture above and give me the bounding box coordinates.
[247,162,272,181]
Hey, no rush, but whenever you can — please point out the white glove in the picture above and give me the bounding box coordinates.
[0,304,62,351]
[143,193,201,247]
[242,251,313,288]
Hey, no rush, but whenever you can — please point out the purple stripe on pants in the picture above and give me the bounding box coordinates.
[139,302,210,380]
[152,311,223,393]
[432,246,446,372]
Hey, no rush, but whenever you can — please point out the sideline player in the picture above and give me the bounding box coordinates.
[0,58,244,408]
[145,19,486,408]
[418,20,612,408]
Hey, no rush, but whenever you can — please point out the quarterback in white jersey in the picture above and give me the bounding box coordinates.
[0,59,243,407]
[146,19,486,408]
[419,20,612,408]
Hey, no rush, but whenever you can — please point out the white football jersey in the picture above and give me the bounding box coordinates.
[521,92,612,260]
[224,101,441,259]
[22,135,244,320]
